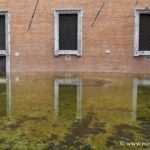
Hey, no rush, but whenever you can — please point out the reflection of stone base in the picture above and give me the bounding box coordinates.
[0,78,6,84]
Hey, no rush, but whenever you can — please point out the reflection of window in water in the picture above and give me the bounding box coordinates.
[0,75,7,117]
[132,79,150,122]
[0,72,11,118]
[54,78,82,121]
[0,56,6,73]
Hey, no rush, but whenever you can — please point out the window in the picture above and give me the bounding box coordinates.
[134,9,150,56]
[0,15,6,50]
[54,9,82,56]
[0,12,10,73]
[0,12,9,53]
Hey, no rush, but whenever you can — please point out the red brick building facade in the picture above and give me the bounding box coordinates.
[0,0,150,73]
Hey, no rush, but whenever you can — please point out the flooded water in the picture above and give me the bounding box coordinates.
[0,72,149,150]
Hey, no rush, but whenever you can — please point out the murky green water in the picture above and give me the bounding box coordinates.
[0,73,149,150]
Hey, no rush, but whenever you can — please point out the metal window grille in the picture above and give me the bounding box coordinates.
[0,56,6,73]
[59,14,78,50]
[0,15,6,50]
[139,14,150,51]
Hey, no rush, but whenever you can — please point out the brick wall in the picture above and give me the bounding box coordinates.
[0,0,150,73]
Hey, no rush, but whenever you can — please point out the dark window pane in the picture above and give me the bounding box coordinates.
[59,14,78,50]
[139,14,150,51]
[0,56,6,73]
[0,15,6,50]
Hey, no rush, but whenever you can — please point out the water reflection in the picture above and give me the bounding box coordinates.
[54,78,82,122]
[0,73,149,150]
[132,78,150,122]
[0,72,11,118]
[0,76,7,117]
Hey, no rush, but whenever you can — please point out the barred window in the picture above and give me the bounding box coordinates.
[54,10,82,56]
[139,14,150,51]
[134,10,150,56]
[59,14,78,50]
[0,15,6,50]
[0,12,9,74]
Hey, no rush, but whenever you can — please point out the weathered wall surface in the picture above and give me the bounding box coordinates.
[0,0,150,73]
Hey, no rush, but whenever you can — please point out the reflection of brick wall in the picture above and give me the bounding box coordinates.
[0,56,6,73]
[1,0,150,73]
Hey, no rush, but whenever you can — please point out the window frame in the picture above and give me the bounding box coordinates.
[134,9,150,56]
[0,11,10,74]
[0,12,9,55]
[54,9,83,56]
